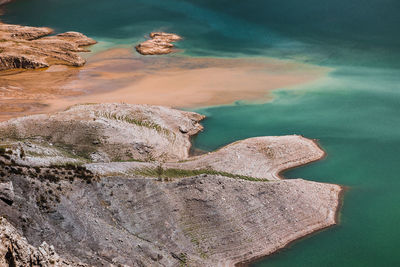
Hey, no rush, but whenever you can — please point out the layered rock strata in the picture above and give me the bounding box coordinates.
[0,103,204,163]
[0,103,342,266]
[0,22,96,70]
[136,32,182,55]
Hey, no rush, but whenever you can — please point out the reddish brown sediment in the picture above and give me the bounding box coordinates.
[0,47,331,121]
[0,65,82,121]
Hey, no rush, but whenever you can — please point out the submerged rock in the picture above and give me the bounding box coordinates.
[136,32,182,55]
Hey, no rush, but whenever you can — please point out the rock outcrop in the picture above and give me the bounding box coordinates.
[0,181,13,205]
[85,135,324,181]
[0,173,341,267]
[0,23,96,70]
[0,103,342,266]
[136,32,182,55]
[0,103,204,164]
[0,217,88,266]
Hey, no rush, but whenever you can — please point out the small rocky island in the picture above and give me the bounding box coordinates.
[0,103,342,266]
[136,32,182,55]
[0,22,96,70]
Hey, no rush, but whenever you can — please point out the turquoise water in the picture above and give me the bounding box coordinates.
[3,0,400,64]
[194,71,400,266]
[2,1,400,266]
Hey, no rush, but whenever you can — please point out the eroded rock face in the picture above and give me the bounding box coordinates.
[0,173,341,267]
[0,181,13,205]
[136,32,182,55]
[0,103,205,163]
[0,104,342,266]
[0,23,96,70]
[0,217,88,266]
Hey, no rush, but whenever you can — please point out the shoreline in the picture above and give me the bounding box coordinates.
[238,185,345,267]
[235,138,343,266]
[233,139,345,266]
[186,136,343,266]
[275,138,328,180]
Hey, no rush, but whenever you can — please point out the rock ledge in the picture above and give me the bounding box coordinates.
[0,22,96,71]
[136,32,182,55]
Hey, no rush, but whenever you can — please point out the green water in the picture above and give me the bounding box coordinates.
[2,0,400,266]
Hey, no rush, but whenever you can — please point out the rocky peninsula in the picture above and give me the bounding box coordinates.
[0,22,96,70]
[0,103,342,266]
[136,32,182,55]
